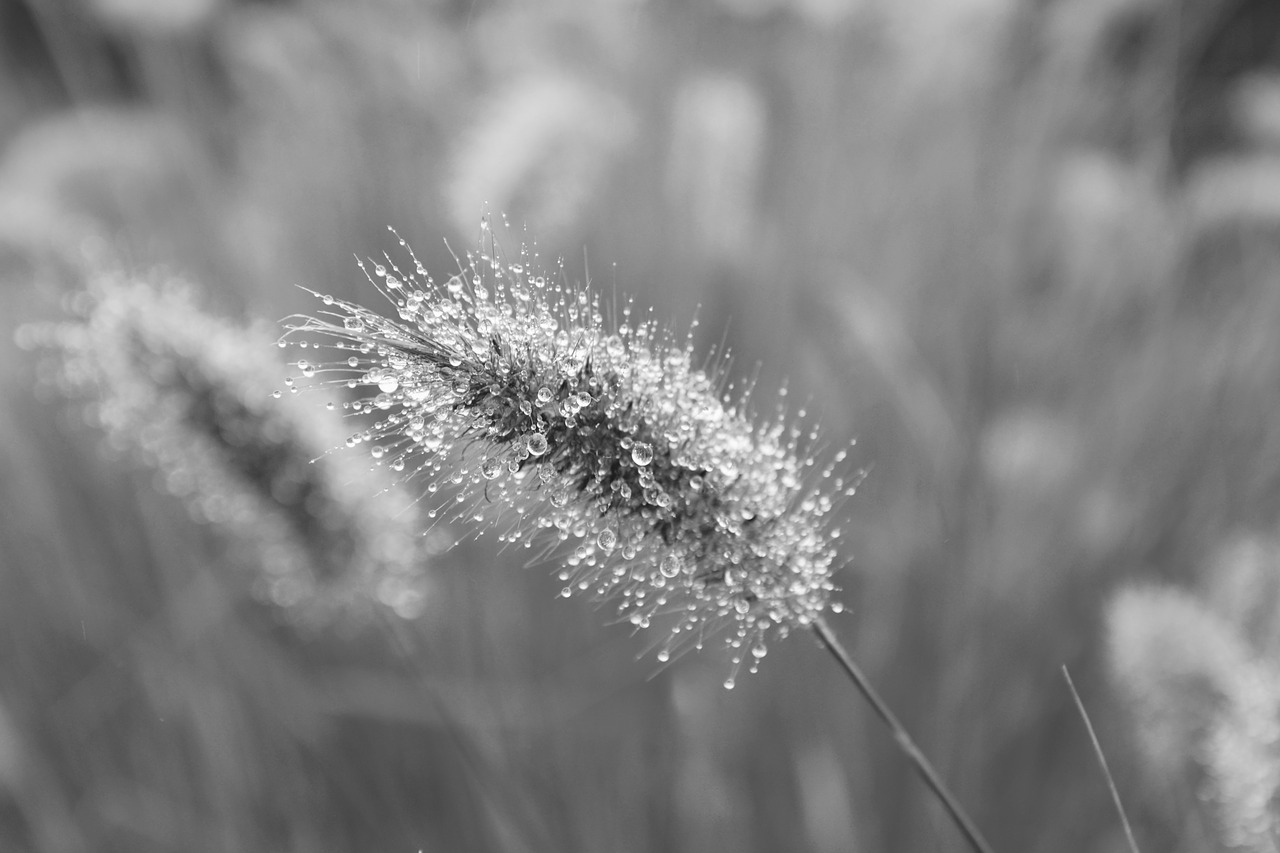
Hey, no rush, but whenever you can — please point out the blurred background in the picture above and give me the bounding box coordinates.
[4,0,1280,851]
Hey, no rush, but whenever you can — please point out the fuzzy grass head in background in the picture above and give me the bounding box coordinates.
[19,265,438,626]
[285,225,863,685]
[1109,584,1280,853]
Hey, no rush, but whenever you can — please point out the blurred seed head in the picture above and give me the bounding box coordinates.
[1048,149,1175,312]
[447,75,635,244]
[1107,584,1246,781]
[284,226,861,682]
[1205,667,1280,853]
[1184,155,1280,238]
[713,0,867,24]
[0,109,206,241]
[884,0,1018,89]
[980,407,1079,499]
[1206,532,1280,663]
[19,268,437,625]
[666,73,766,264]
[1232,74,1280,151]
[1110,582,1280,848]
[87,0,224,36]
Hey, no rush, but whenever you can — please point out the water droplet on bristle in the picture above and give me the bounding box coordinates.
[659,554,681,578]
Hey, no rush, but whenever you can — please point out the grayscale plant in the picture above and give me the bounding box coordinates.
[285,225,860,684]
[282,225,994,853]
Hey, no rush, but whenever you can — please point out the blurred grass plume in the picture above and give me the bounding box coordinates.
[19,265,438,625]
[1109,583,1280,852]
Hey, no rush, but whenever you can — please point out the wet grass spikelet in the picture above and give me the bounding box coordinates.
[285,225,861,681]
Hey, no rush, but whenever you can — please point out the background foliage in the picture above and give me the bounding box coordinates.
[4,0,1280,850]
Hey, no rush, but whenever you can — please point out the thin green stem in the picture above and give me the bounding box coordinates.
[812,616,995,853]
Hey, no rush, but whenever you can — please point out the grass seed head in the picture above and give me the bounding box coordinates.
[285,225,861,681]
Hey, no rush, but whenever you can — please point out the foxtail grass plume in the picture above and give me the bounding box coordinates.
[285,225,860,683]
[1108,584,1248,780]
[1206,666,1280,852]
[21,269,436,624]
[1109,583,1280,850]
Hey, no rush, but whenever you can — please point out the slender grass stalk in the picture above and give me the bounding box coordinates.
[813,616,995,853]
[1063,665,1140,853]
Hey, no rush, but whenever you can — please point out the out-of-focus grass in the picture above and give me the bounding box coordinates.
[3,0,1280,851]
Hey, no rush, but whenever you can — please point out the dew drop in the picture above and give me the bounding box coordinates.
[378,375,399,393]
[659,554,681,578]
[596,528,617,551]
[526,433,548,456]
[632,442,654,466]
[343,316,365,333]
[481,458,503,480]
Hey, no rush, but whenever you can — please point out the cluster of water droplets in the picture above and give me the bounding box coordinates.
[285,225,863,683]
